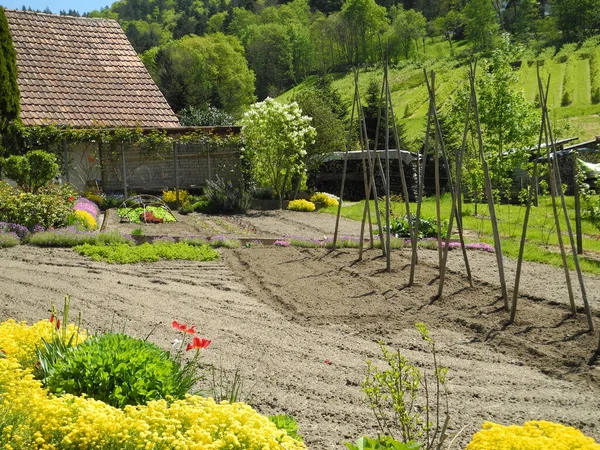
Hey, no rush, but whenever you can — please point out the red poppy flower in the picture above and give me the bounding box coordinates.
[68,196,75,202]
[186,337,211,351]
[172,320,187,332]
[56,319,61,329]
[185,325,196,334]
[49,313,55,323]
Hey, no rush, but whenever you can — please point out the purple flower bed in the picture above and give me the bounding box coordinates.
[0,222,29,240]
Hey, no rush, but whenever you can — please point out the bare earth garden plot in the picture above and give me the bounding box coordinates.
[2,209,600,449]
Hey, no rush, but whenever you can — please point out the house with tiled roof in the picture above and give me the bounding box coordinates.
[3,9,242,195]
[4,8,180,129]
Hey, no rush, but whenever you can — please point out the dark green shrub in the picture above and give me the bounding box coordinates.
[561,90,572,106]
[0,150,60,192]
[43,333,197,408]
[203,177,252,213]
[0,7,20,154]
[192,200,210,213]
[592,87,600,105]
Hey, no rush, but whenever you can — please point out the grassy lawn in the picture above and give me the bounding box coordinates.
[320,194,600,274]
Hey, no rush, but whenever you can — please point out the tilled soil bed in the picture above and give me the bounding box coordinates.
[1,208,600,449]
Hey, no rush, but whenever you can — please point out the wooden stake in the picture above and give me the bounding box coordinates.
[469,63,509,309]
[509,70,548,324]
[333,71,359,249]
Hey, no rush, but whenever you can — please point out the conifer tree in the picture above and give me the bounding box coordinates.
[0,7,20,155]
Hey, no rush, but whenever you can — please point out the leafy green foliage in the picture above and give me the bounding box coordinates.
[28,230,132,248]
[0,150,60,192]
[0,231,20,247]
[43,333,197,408]
[203,177,252,213]
[147,33,256,116]
[346,436,421,450]
[74,241,219,264]
[269,415,303,443]
[116,205,176,223]
[0,7,20,155]
[241,98,316,205]
[463,0,499,50]
[388,6,427,60]
[385,214,445,238]
[178,105,234,126]
[292,78,347,169]
[362,324,449,449]
[553,0,600,42]
[0,181,76,229]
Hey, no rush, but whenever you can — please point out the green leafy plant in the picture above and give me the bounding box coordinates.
[28,230,132,248]
[385,215,445,239]
[0,181,76,229]
[203,177,252,213]
[0,231,20,247]
[362,323,450,450]
[34,296,85,385]
[269,414,303,443]
[0,150,60,192]
[346,436,421,450]
[131,228,143,236]
[116,205,176,223]
[74,242,219,264]
[43,332,198,408]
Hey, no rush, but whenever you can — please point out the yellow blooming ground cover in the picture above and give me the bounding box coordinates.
[0,319,306,450]
[72,210,97,230]
[466,420,600,450]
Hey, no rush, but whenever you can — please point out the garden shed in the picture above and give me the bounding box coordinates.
[308,149,420,201]
[3,9,242,194]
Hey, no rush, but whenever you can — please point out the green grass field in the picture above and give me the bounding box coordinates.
[320,194,600,274]
[280,39,600,145]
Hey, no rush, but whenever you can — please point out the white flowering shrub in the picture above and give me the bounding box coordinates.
[241,98,316,206]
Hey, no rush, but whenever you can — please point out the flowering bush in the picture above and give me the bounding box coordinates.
[73,197,100,219]
[310,192,339,207]
[0,317,305,450]
[0,181,76,229]
[241,98,316,205]
[465,421,600,450]
[288,199,316,212]
[162,189,189,204]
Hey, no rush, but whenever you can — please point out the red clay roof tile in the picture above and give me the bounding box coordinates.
[4,9,180,129]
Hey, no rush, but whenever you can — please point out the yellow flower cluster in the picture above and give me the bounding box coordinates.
[310,192,339,207]
[466,420,600,450]
[0,319,306,450]
[287,199,316,212]
[162,190,189,204]
[0,319,86,368]
[73,210,97,230]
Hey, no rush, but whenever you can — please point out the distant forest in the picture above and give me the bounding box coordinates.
[19,0,600,122]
